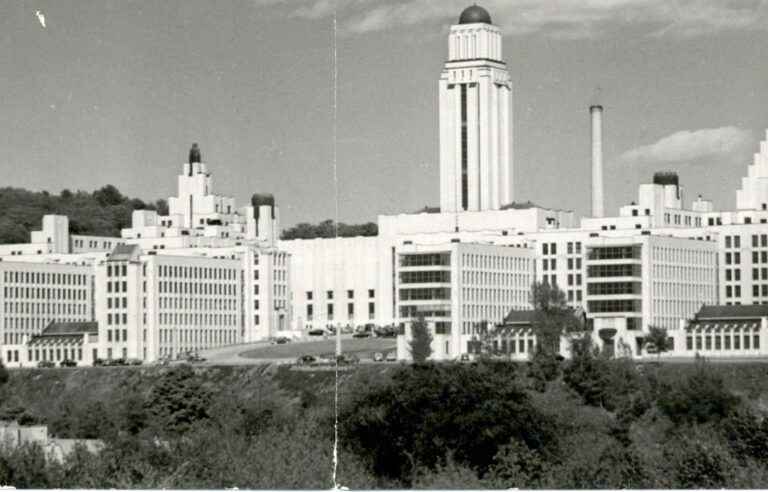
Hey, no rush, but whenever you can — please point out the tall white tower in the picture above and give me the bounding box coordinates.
[439,5,513,213]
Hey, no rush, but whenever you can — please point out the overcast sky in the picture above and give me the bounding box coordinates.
[2,0,768,228]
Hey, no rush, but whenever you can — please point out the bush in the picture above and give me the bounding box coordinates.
[661,429,737,488]
[527,348,561,392]
[719,410,768,462]
[144,365,212,435]
[657,361,740,426]
[341,361,556,483]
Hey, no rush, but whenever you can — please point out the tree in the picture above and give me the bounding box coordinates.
[341,362,556,482]
[409,316,432,363]
[144,365,212,435]
[0,359,8,387]
[530,282,582,357]
[657,358,740,426]
[280,220,378,240]
[645,325,671,360]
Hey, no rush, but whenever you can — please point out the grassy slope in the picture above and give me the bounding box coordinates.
[239,338,397,359]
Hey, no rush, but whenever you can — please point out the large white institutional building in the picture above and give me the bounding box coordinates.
[3,4,768,366]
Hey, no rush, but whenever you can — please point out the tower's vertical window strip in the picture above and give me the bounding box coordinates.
[461,84,468,211]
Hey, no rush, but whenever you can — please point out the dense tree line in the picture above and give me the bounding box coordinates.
[0,186,167,243]
[2,344,768,487]
[280,219,377,240]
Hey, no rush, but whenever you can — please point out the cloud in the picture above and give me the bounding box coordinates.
[254,0,768,39]
[619,126,754,166]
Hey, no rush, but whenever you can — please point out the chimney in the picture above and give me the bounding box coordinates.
[591,105,604,218]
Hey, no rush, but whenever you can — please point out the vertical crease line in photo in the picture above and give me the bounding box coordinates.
[331,7,342,491]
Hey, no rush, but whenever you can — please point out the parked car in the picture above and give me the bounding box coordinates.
[275,336,291,344]
[352,331,371,338]
[308,329,326,336]
[296,354,317,366]
[375,325,398,338]
[93,358,106,367]
[59,359,77,367]
[337,353,360,365]
[385,351,398,362]
[126,358,143,366]
[110,357,128,366]
[37,360,55,368]
[458,353,473,363]
[187,352,206,363]
[372,352,384,362]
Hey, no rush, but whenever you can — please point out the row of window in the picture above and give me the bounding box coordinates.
[106,264,128,277]
[159,281,236,296]
[159,327,236,345]
[159,313,237,326]
[306,289,377,301]
[306,302,375,321]
[106,329,128,342]
[588,246,641,261]
[399,271,451,284]
[686,333,760,351]
[3,271,88,285]
[3,286,87,301]
[158,265,237,281]
[400,253,451,268]
[160,297,236,311]
[5,300,88,314]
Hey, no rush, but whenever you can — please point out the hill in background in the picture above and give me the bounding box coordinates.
[0,186,167,244]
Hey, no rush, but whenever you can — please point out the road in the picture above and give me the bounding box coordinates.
[198,335,397,365]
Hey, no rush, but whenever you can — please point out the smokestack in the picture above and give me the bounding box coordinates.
[590,105,604,218]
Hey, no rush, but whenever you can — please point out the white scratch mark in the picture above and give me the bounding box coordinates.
[331,5,344,492]
[35,10,46,28]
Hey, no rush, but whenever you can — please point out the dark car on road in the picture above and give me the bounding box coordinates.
[336,353,360,365]
[37,360,55,368]
[352,331,371,338]
[60,359,77,367]
[296,354,317,366]
[187,352,206,363]
[275,336,291,344]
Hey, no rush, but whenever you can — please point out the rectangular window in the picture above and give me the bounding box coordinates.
[327,290,333,300]
[347,290,354,299]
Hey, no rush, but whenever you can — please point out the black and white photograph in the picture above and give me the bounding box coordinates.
[2,0,768,489]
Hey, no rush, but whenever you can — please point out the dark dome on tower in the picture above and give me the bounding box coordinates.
[459,4,492,25]
[189,143,201,164]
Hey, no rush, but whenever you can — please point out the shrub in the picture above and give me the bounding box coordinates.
[657,361,740,426]
[144,365,212,435]
[341,362,556,483]
[661,430,737,488]
[719,410,768,462]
